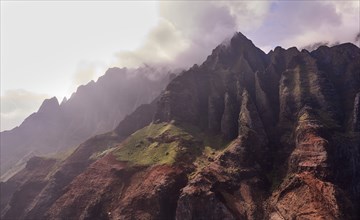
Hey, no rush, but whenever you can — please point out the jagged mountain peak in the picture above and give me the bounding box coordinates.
[38,97,59,114]
[332,42,359,51]
[311,42,360,59]
[215,32,265,55]
[203,32,268,72]
[229,32,257,49]
[219,32,253,49]
[269,46,298,55]
[60,97,68,105]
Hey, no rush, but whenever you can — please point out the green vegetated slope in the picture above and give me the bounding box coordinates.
[114,122,228,166]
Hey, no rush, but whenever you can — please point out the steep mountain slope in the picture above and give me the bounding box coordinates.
[1,97,158,219]
[0,66,172,180]
[1,33,359,220]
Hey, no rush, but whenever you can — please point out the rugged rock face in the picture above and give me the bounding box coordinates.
[0,66,172,180]
[176,89,269,220]
[1,33,359,220]
[267,107,349,219]
[46,159,188,220]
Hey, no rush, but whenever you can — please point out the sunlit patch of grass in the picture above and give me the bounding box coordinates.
[114,123,193,166]
[113,122,230,167]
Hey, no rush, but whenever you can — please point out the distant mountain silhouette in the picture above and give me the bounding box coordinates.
[0,66,173,180]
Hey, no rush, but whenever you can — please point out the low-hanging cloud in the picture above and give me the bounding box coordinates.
[73,63,96,86]
[115,18,188,68]
[115,1,261,68]
[300,41,340,52]
[70,61,108,95]
[114,1,359,69]
[238,1,359,51]
[1,90,49,131]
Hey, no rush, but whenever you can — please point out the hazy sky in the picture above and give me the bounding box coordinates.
[1,1,359,131]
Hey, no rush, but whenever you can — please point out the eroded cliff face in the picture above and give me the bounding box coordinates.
[1,33,359,220]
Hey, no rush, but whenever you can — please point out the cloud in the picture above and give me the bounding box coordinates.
[115,1,269,68]
[300,41,340,52]
[215,1,271,31]
[248,1,359,51]
[113,1,359,68]
[1,90,49,131]
[69,61,108,94]
[115,18,189,68]
[159,1,237,67]
[73,63,96,86]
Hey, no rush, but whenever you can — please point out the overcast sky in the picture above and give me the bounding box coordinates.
[1,1,359,131]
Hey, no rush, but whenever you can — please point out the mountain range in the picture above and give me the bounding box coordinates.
[0,66,173,181]
[1,32,359,220]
